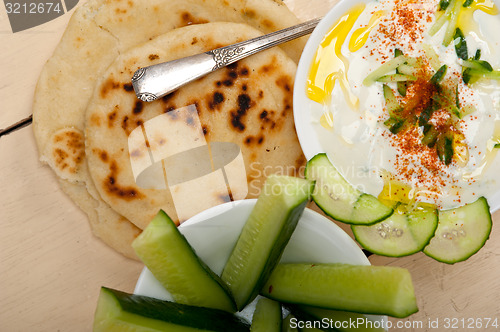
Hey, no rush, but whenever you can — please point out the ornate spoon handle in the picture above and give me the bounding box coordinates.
[131,18,321,102]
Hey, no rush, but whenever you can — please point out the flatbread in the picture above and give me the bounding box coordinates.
[85,22,306,229]
[58,179,140,260]
[34,0,305,161]
[32,0,306,258]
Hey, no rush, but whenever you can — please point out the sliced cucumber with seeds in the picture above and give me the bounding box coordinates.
[221,175,314,310]
[423,197,492,264]
[261,263,418,318]
[93,287,250,332]
[132,210,236,312]
[251,298,282,332]
[352,205,438,257]
[305,154,393,225]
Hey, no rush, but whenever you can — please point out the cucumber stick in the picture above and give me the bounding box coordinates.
[424,197,492,264]
[251,297,282,332]
[305,154,393,225]
[221,175,314,310]
[261,263,418,318]
[132,210,236,312]
[352,205,438,257]
[93,287,250,332]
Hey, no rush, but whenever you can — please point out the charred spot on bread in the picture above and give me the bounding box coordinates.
[276,75,292,92]
[238,94,252,112]
[104,161,144,200]
[230,93,253,131]
[239,67,250,76]
[261,19,275,30]
[180,11,209,26]
[148,54,159,61]
[132,100,144,114]
[123,83,134,92]
[244,135,265,146]
[99,150,109,162]
[208,91,225,110]
[100,78,120,98]
[108,110,118,127]
[50,129,85,175]
[122,116,129,132]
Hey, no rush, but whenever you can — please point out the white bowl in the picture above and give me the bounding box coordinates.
[134,199,386,326]
[293,0,500,212]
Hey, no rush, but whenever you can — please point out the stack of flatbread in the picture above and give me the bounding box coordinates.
[33,0,307,260]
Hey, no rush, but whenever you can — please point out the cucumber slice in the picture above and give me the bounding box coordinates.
[363,55,408,86]
[221,175,314,310]
[423,197,492,264]
[287,304,385,332]
[261,263,418,318]
[352,205,438,257]
[132,210,236,312]
[251,298,282,332]
[305,154,393,225]
[93,287,250,332]
[376,74,416,83]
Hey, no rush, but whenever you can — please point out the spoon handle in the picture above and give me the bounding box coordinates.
[131,18,321,102]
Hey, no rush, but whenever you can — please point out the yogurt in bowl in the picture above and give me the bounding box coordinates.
[294,0,500,211]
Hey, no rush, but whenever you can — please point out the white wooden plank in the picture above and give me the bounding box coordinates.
[0,128,142,331]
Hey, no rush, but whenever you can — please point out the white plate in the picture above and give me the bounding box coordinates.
[134,199,386,326]
[293,0,500,212]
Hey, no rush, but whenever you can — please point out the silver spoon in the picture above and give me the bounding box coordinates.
[131,18,321,102]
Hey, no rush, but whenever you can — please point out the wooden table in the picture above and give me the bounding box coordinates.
[1,1,499,331]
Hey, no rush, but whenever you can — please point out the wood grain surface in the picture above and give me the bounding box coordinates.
[1,0,499,331]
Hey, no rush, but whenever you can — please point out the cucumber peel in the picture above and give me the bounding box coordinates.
[305,153,393,225]
[93,287,250,332]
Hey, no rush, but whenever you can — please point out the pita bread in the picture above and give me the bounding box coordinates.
[32,0,306,257]
[58,179,140,260]
[85,22,306,229]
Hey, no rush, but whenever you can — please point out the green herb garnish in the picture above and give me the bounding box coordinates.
[463,0,474,7]
[454,28,468,60]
